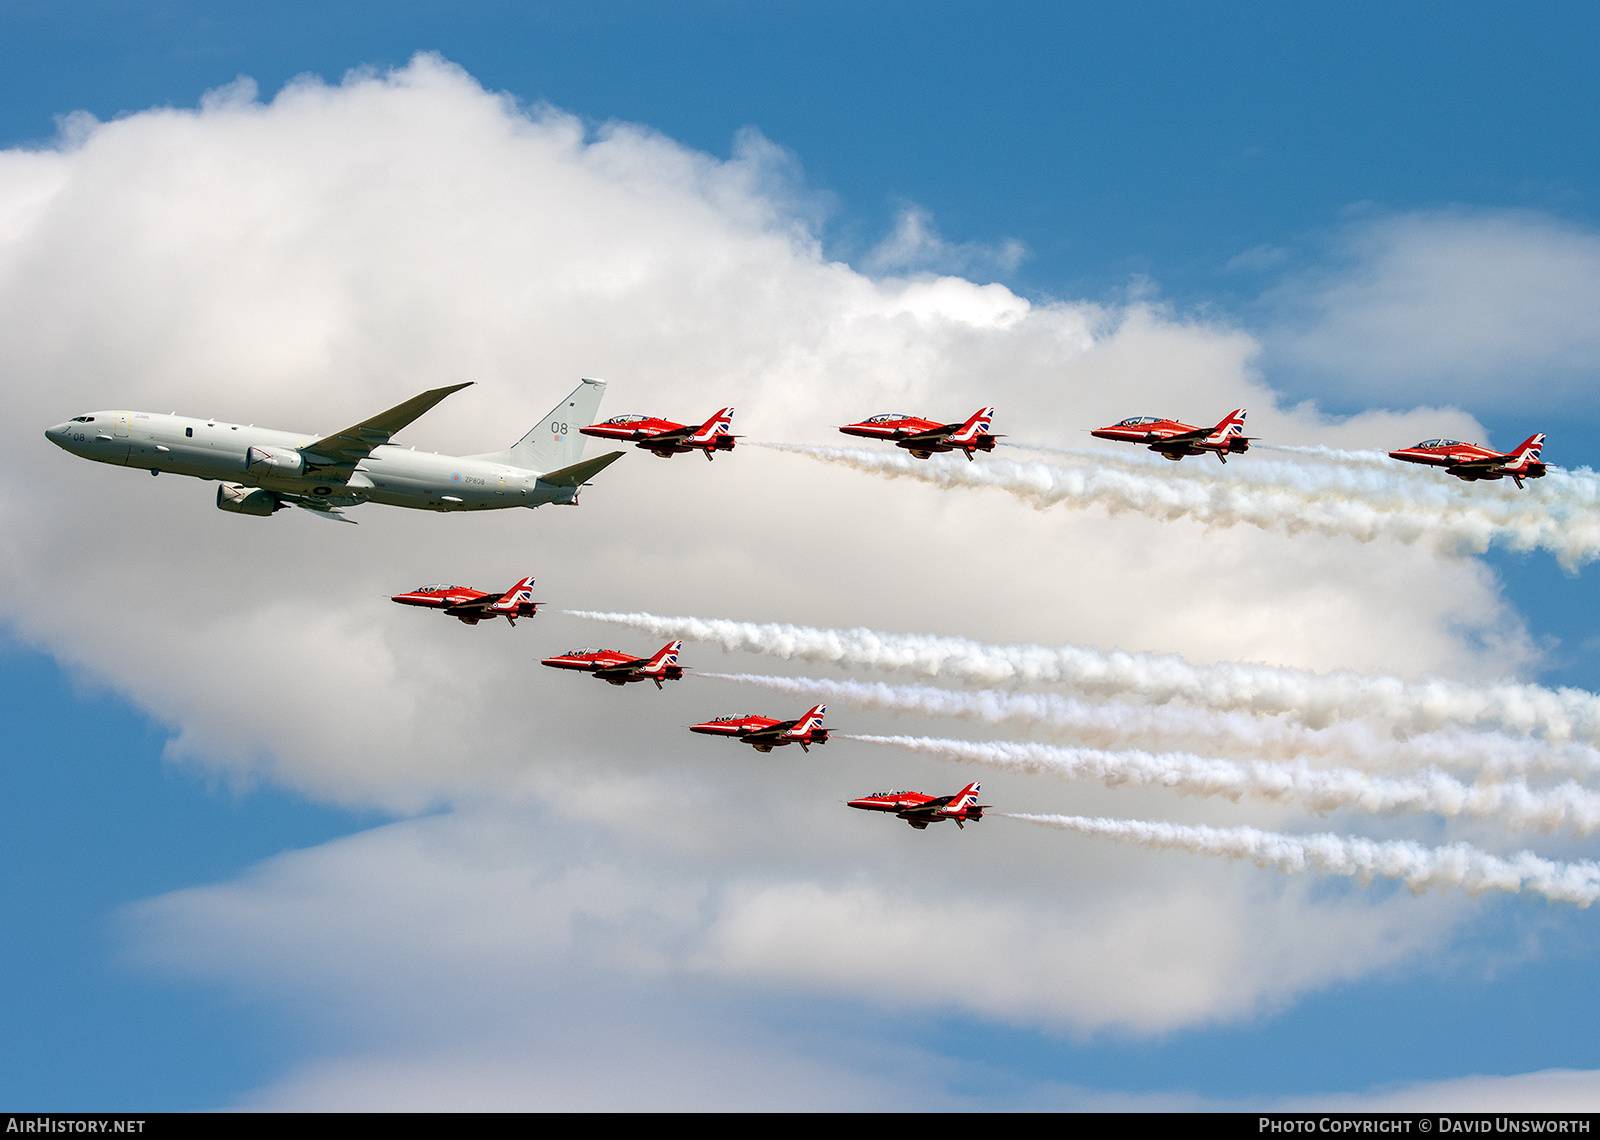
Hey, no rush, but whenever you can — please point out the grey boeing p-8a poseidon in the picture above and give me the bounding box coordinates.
[45,379,624,522]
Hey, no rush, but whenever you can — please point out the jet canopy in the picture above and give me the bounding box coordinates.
[1117,416,1162,426]
[562,647,601,656]
[602,415,650,424]
[413,583,464,592]
[1415,439,1463,448]
[864,413,911,423]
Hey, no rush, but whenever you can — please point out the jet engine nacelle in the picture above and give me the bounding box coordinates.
[245,445,305,478]
[216,482,281,516]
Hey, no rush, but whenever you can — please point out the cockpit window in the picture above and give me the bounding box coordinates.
[70,416,95,423]
[605,415,648,424]
[866,413,910,423]
[1117,416,1160,426]
[415,583,462,592]
[564,648,599,656]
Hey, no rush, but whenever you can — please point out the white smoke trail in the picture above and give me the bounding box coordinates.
[567,610,1600,743]
[1256,444,1408,471]
[845,733,1600,834]
[1003,813,1600,906]
[757,442,1600,570]
[697,672,1600,779]
[1007,440,1406,476]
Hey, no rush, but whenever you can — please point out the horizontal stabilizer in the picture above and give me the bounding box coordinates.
[538,451,625,487]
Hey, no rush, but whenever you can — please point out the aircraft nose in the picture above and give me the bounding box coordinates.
[44,423,70,447]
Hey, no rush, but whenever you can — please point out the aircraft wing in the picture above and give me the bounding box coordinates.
[593,657,648,677]
[896,427,956,446]
[1150,427,1209,445]
[642,425,694,444]
[300,383,474,473]
[284,497,356,523]
[443,598,494,615]
[740,722,794,744]
[897,795,956,819]
[1446,455,1514,468]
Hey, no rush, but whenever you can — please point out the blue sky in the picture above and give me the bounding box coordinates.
[6,1,1600,1110]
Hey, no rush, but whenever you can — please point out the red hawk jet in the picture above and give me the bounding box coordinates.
[838,407,999,460]
[689,704,829,753]
[847,782,988,830]
[579,408,737,460]
[390,576,538,625]
[1387,434,1547,488]
[539,641,685,688]
[1090,408,1252,462]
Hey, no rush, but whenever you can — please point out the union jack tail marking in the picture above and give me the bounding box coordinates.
[947,407,995,445]
[690,408,735,444]
[1204,408,1247,446]
[641,640,682,673]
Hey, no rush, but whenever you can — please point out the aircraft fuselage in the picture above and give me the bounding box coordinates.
[46,411,569,511]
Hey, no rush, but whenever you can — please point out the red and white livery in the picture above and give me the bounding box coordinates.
[390,576,538,626]
[847,782,988,830]
[579,408,737,460]
[688,704,829,753]
[539,641,685,688]
[1388,434,1547,489]
[1090,408,1252,462]
[839,407,999,460]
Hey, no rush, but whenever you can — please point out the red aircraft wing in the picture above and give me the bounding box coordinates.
[1092,410,1250,462]
[841,410,999,460]
[848,781,986,829]
[590,641,685,687]
[1388,434,1547,487]
[581,411,737,459]
[895,407,999,460]
[393,578,538,625]
[690,704,826,752]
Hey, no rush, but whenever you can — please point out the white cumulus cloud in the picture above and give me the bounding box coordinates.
[0,54,1578,1106]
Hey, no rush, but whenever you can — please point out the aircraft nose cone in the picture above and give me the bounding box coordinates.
[44,423,70,447]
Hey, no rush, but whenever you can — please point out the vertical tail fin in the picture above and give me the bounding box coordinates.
[786,704,826,736]
[498,379,608,472]
[947,407,995,445]
[1510,433,1545,465]
[641,640,682,673]
[489,575,536,614]
[1205,408,1247,445]
[950,782,981,810]
[689,408,735,444]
